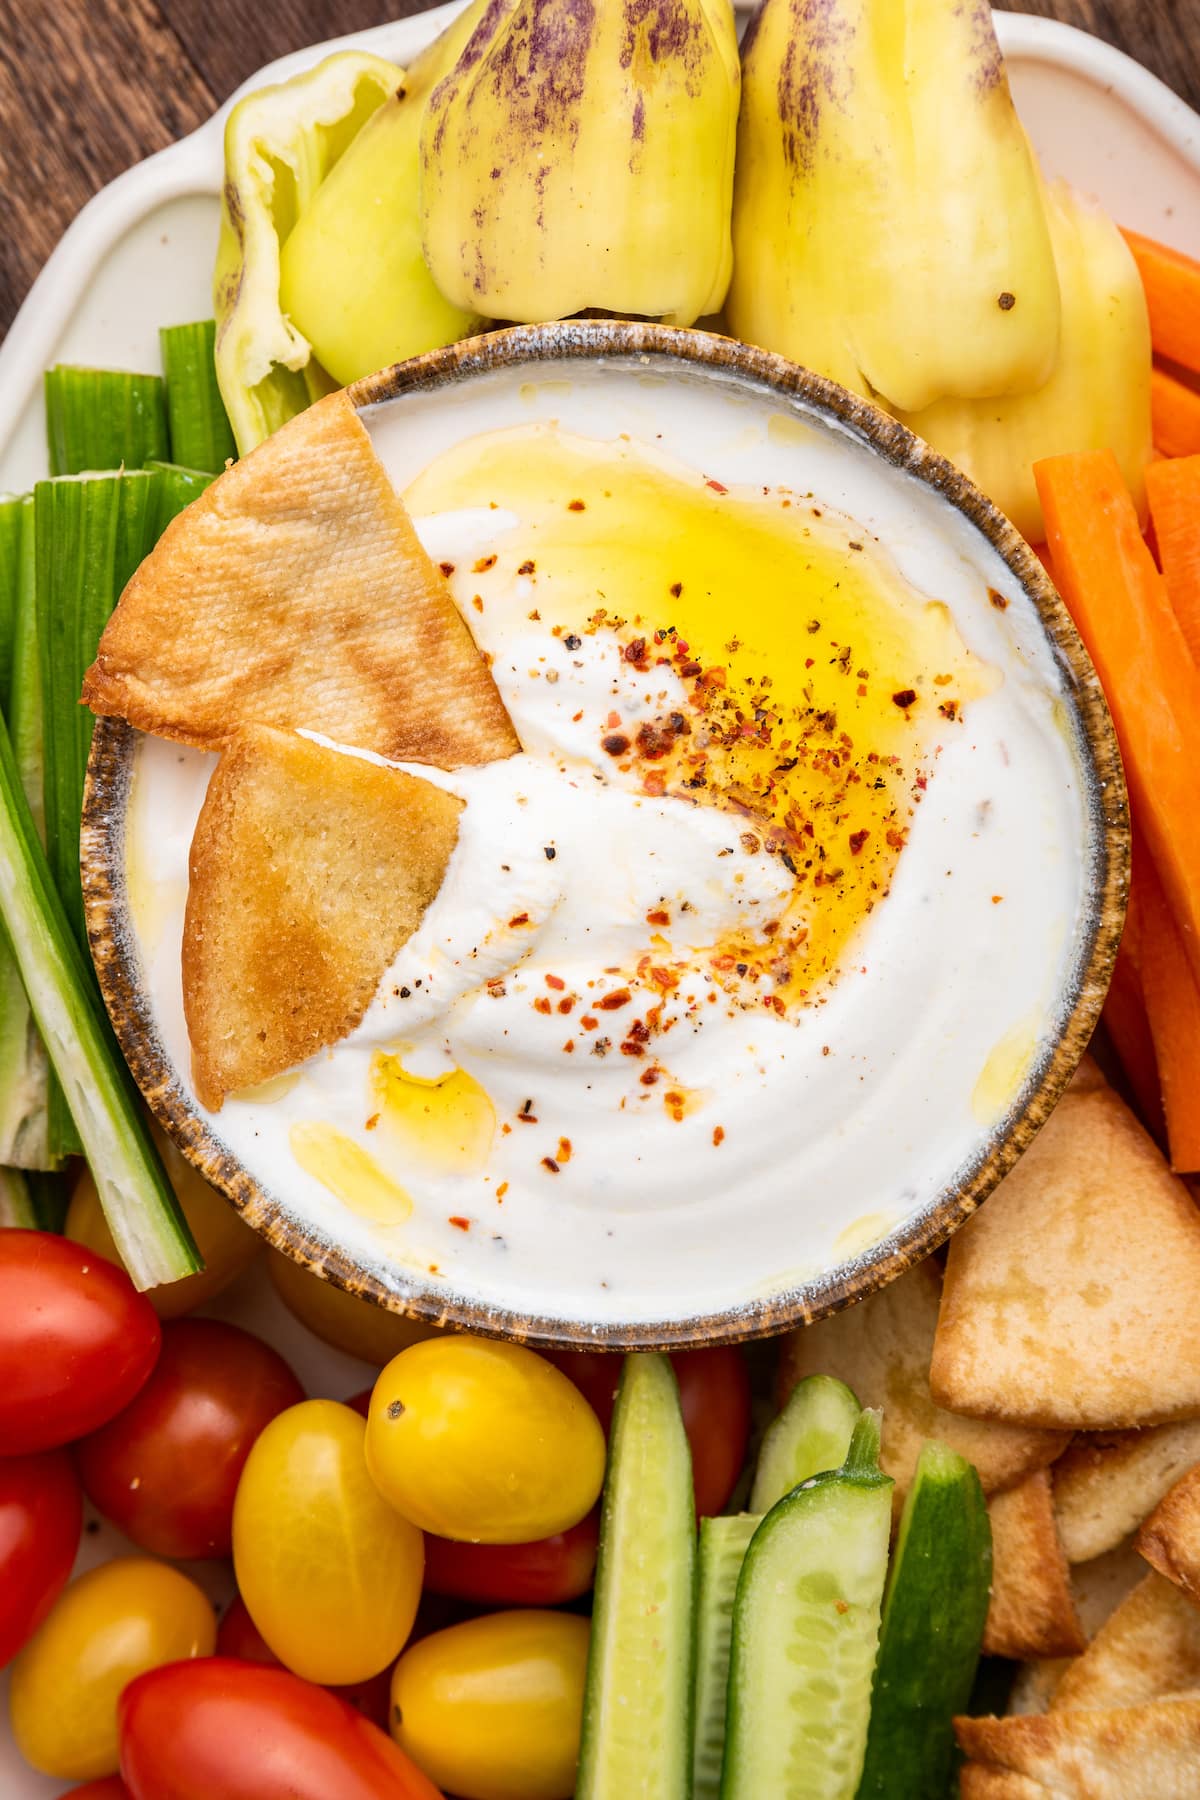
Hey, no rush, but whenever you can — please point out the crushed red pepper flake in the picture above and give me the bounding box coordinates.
[448,1215,471,1231]
[567,498,586,512]
[598,989,632,1011]
[557,1138,573,1164]
[518,559,536,576]
[542,1157,560,1172]
[545,974,565,991]
[557,997,574,1015]
[473,554,497,573]
[712,1125,725,1146]
[438,561,455,577]
[496,1182,508,1201]
[508,913,531,928]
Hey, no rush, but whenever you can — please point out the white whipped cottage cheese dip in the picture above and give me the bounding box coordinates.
[124,360,1090,1328]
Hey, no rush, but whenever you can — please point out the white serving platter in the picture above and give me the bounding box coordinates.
[1,6,1199,1791]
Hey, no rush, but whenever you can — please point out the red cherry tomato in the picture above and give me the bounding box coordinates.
[78,1321,303,1559]
[0,1231,161,1455]
[62,1782,132,1797]
[423,1509,599,1606]
[0,1449,82,1666]
[548,1345,752,1516]
[217,1596,392,1731]
[118,1658,444,1800]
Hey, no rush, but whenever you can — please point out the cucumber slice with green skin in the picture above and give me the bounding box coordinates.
[721,1409,893,1800]
[856,1439,992,1800]
[577,1353,696,1800]
[693,1513,760,1800]
[750,1374,862,1514]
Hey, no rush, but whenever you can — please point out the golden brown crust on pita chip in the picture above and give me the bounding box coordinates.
[931,1077,1200,1431]
[1050,1573,1200,1714]
[1137,1463,1200,1605]
[1072,1540,1155,1640]
[984,1471,1086,1660]
[1055,1424,1200,1564]
[955,1699,1200,1798]
[779,1260,1067,1511]
[83,391,519,768]
[183,726,463,1109]
[959,1769,1048,1799]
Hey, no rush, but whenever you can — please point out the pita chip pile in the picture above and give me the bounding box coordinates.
[83,391,519,1105]
[780,1057,1200,1795]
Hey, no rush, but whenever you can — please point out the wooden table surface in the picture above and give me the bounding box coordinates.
[0,0,1197,337]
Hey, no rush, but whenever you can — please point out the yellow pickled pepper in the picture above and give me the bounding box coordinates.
[278,1,492,387]
[728,0,1062,413]
[898,182,1152,543]
[418,0,740,326]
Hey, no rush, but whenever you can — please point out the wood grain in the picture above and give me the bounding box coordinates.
[0,0,1197,337]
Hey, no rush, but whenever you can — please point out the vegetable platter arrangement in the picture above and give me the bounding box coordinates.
[1,0,1200,1795]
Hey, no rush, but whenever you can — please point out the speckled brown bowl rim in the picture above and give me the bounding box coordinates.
[82,320,1128,1350]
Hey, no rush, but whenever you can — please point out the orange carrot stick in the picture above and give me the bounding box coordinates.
[1145,455,1200,662]
[1150,367,1200,459]
[1122,229,1200,373]
[1136,838,1200,1172]
[1103,925,1166,1144]
[1034,449,1200,988]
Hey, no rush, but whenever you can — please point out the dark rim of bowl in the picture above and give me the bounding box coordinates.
[82,320,1128,1350]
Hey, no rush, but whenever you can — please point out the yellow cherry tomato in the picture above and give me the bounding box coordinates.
[391,1610,589,1800]
[366,1337,606,1543]
[233,1398,423,1684]
[68,1119,259,1318]
[8,1556,215,1780]
[267,1248,442,1364]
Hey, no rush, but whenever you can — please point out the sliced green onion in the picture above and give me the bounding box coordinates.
[160,323,237,474]
[0,498,56,1168]
[145,460,217,536]
[45,366,169,476]
[35,470,161,947]
[0,1167,64,1231]
[0,1166,34,1226]
[0,494,23,712]
[36,470,161,1160]
[0,702,198,1284]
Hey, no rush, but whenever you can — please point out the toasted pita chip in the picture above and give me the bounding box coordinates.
[984,1471,1085,1660]
[932,1073,1200,1430]
[779,1260,1067,1509]
[83,391,519,769]
[1008,1660,1070,1717]
[183,727,463,1109]
[1138,1463,1200,1605]
[1007,1544,1162,1720]
[1049,1573,1200,1713]
[1055,1423,1200,1563]
[1072,1539,1154,1639]
[955,1699,1200,1797]
[959,1770,1048,1799]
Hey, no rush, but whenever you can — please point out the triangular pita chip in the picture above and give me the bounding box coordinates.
[956,1698,1200,1797]
[932,1071,1200,1429]
[183,726,463,1109]
[959,1770,1049,1799]
[1138,1463,1200,1605]
[1054,1422,1200,1564]
[1051,1573,1200,1713]
[1072,1539,1156,1639]
[83,390,519,769]
[779,1260,1068,1510]
[984,1470,1085,1660]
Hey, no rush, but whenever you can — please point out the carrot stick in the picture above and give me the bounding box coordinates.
[1103,920,1166,1143]
[1145,455,1200,662]
[1136,837,1200,1172]
[1122,229,1200,373]
[1150,367,1200,459]
[1034,449,1200,989]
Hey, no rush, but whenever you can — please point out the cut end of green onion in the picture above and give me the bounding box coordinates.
[44,365,169,477]
[160,322,238,475]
